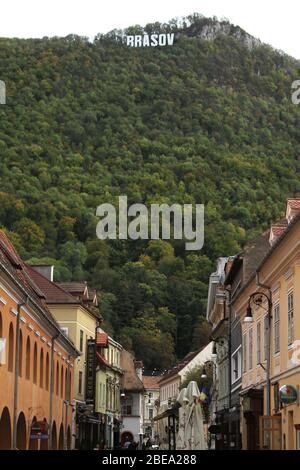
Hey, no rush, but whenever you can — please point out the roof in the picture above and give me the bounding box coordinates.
[225,230,270,288]
[26,265,78,304]
[287,198,300,210]
[0,230,78,356]
[96,331,108,348]
[121,350,145,392]
[158,349,201,384]
[28,266,101,320]
[238,205,300,297]
[142,375,161,390]
[96,351,109,367]
[58,282,88,298]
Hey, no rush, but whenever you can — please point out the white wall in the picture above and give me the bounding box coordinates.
[179,342,213,381]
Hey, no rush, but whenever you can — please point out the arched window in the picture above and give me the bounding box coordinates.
[39,349,44,388]
[18,330,23,377]
[65,369,68,400]
[33,343,37,384]
[60,365,64,398]
[8,323,14,372]
[45,353,49,391]
[56,362,59,395]
[25,337,30,380]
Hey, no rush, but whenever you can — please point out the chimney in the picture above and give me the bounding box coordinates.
[134,360,143,380]
[286,199,300,224]
[31,265,54,282]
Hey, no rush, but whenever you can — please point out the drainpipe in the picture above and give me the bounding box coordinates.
[49,332,60,449]
[256,272,272,417]
[225,287,232,448]
[12,297,29,450]
[225,287,232,412]
[64,355,71,449]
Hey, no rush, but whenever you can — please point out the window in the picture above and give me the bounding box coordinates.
[65,369,68,400]
[45,353,50,391]
[149,408,153,420]
[121,395,133,416]
[33,343,38,384]
[264,316,268,360]
[79,330,84,352]
[78,371,83,394]
[243,334,247,373]
[60,327,69,337]
[231,347,242,383]
[288,291,294,346]
[274,304,280,354]
[61,365,64,398]
[18,330,23,377]
[56,361,59,395]
[256,322,261,365]
[25,337,30,380]
[39,349,44,388]
[249,329,253,370]
[8,323,14,372]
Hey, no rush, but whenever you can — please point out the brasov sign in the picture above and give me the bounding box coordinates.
[126,33,175,47]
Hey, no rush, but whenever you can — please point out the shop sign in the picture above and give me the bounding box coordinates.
[279,384,298,405]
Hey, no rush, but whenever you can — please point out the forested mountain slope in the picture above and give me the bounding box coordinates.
[1,14,300,368]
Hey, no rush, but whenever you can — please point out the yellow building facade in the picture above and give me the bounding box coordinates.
[238,200,300,450]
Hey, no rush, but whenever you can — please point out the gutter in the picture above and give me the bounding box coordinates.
[0,259,79,356]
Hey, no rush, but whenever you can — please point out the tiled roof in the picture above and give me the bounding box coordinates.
[96,331,108,347]
[158,349,200,383]
[0,231,78,354]
[142,375,161,390]
[96,351,109,367]
[271,223,287,236]
[26,265,78,304]
[121,350,145,392]
[287,198,300,210]
[58,282,88,298]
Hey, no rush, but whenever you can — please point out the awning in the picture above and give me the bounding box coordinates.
[153,407,178,421]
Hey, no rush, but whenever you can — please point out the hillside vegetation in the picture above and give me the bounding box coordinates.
[1,13,300,368]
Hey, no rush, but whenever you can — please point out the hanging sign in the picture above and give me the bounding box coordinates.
[279,385,298,405]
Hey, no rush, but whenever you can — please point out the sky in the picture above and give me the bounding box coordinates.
[1,0,300,58]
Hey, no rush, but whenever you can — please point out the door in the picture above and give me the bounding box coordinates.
[259,415,282,450]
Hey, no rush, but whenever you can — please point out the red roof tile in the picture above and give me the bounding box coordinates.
[96,332,108,347]
[26,265,78,304]
[142,376,161,390]
[287,198,300,210]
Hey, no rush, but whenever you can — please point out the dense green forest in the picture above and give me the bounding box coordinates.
[1,13,300,369]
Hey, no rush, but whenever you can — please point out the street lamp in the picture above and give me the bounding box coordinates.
[244,291,272,417]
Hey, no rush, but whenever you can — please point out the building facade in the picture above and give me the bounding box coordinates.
[96,330,123,449]
[206,257,230,449]
[142,375,160,440]
[27,268,102,449]
[238,199,300,450]
[120,350,145,447]
[0,231,79,450]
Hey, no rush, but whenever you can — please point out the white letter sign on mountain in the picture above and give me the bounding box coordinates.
[126,33,174,47]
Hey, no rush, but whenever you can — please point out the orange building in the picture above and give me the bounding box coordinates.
[0,231,79,449]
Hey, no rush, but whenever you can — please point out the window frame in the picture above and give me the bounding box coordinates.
[274,303,280,354]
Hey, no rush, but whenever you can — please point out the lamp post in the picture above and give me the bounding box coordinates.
[244,291,272,417]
